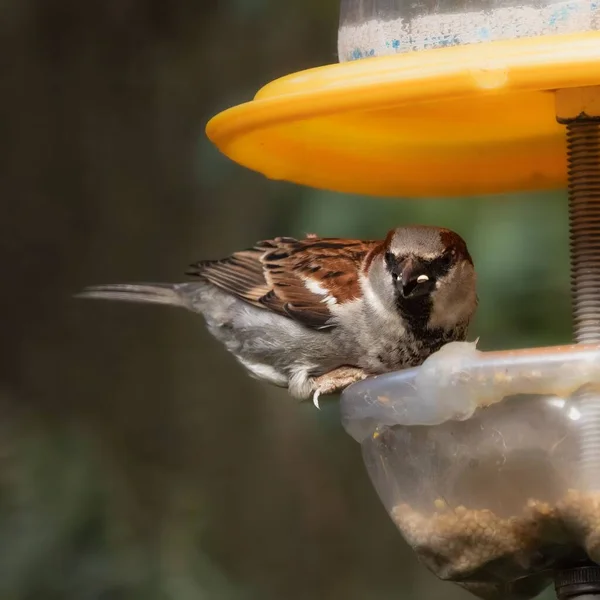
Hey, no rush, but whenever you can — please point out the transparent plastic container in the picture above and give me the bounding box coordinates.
[340,341,600,599]
[338,0,600,60]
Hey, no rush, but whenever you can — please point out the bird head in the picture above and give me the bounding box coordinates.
[364,225,477,331]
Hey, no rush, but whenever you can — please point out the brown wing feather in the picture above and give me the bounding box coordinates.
[187,236,379,330]
[186,243,273,307]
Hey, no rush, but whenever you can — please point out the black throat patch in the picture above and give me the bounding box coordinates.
[396,293,464,357]
[396,294,432,337]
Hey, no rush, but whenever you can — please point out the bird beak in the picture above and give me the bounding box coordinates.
[399,258,430,297]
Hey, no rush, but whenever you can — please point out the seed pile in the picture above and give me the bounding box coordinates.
[391,489,600,580]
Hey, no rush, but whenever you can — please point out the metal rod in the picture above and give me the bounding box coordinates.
[565,120,600,494]
[567,120,600,344]
[557,117,600,599]
[555,564,600,599]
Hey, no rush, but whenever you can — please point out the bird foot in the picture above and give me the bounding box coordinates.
[311,367,367,409]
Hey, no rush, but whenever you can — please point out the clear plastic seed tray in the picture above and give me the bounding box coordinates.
[340,341,600,600]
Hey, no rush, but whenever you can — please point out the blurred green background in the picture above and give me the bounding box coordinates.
[1,0,571,598]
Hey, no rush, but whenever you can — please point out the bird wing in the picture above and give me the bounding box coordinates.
[187,235,379,329]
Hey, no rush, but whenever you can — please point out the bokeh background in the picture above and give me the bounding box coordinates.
[2,1,571,598]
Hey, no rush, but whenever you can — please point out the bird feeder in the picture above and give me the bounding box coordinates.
[206,0,600,597]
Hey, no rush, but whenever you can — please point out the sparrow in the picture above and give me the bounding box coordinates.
[78,225,477,408]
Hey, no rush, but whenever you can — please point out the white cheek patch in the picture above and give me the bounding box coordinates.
[360,272,400,323]
[360,274,386,313]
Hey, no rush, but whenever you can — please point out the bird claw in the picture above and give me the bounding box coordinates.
[312,389,321,410]
[310,366,367,409]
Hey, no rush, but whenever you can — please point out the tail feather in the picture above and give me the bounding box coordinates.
[76,283,194,310]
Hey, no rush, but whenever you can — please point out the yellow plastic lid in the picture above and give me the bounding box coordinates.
[206,32,600,198]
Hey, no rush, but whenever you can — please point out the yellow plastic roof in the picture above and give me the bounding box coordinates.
[206,32,600,197]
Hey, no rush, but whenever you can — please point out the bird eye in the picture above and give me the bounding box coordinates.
[439,247,456,267]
